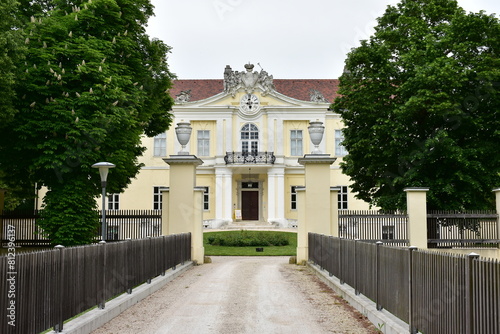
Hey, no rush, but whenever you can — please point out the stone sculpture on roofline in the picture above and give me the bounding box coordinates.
[223,63,276,97]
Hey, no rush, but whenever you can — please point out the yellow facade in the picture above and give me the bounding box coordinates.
[102,64,371,227]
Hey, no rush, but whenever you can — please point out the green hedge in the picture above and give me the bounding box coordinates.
[206,230,290,247]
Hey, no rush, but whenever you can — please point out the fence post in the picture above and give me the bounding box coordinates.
[98,240,106,309]
[408,246,418,334]
[53,245,65,333]
[126,238,132,294]
[354,239,360,295]
[376,241,383,311]
[146,236,152,284]
[493,188,500,249]
[465,252,480,334]
[404,188,429,249]
[339,238,344,285]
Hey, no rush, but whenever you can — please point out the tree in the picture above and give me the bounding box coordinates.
[333,0,500,210]
[0,0,174,245]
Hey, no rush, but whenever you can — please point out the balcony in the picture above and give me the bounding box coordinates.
[224,152,276,165]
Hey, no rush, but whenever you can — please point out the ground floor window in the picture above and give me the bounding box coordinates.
[153,186,163,210]
[202,186,209,211]
[382,225,395,240]
[337,186,348,210]
[291,186,298,210]
[107,193,120,210]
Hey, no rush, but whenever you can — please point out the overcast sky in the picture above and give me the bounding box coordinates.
[146,0,500,79]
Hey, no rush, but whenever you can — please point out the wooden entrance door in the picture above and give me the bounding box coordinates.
[242,191,259,220]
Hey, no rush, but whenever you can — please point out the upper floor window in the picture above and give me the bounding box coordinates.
[107,193,120,210]
[290,130,303,156]
[241,123,259,154]
[153,132,167,157]
[197,130,210,156]
[335,130,348,156]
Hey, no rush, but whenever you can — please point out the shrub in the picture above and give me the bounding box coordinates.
[206,230,289,247]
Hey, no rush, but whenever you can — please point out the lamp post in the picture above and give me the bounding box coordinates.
[92,162,115,242]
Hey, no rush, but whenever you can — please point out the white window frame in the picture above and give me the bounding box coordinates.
[241,123,259,155]
[337,186,348,210]
[291,186,298,210]
[107,193,120,210]
[197,130,210,156]
[335,129,348,156]
[290,130,303,156]
[202,186,209,211]
[153,132,167,157]
[153,186,163,210]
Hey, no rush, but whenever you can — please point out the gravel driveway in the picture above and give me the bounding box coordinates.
[92,256,377,334]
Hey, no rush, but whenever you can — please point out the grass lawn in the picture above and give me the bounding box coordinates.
[203,230,297,256]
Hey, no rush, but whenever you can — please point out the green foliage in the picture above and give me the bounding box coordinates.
[333,0,500,210]
[0,0,174,245]
[204,231,297,256]
[207,230,290,247]
[38,179,100,245]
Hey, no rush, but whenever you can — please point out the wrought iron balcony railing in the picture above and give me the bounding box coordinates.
[224,151,276,164]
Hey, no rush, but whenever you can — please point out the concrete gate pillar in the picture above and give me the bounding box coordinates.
[296,154,337,264]
[404,187,429,249]
[494,188,500,246]
[162,155,205,264]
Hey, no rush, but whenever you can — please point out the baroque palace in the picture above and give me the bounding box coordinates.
[113,63,370,228]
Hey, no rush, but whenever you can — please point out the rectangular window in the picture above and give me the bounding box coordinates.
[382,226,395,240]
[337,186,348,210]
[202,187,209,211]
[197,130,210,156]
[291,186,298,210]
[153,132,167,157]
[290,130,303,156]
[107,193,119,210]
[153,186,163,210]
[335,130,348,156]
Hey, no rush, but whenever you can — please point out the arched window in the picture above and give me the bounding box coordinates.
[241,123,259,155]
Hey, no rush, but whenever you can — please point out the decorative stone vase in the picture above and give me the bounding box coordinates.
[308,120,325,154]
[175,122,192,155]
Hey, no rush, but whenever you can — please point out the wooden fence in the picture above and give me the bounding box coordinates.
[309,233,500,334]
[0,210,162,246]
[0,233,191,334]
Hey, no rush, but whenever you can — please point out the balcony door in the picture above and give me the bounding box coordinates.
[241,123,259,155]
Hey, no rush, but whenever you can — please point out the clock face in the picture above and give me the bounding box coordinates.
[240,94,260,114]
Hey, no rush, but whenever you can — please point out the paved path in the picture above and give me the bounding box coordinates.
[93,257,377,334]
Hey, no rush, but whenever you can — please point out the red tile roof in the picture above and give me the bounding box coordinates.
[169,79,340,103]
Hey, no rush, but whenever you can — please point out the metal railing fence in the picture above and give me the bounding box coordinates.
[0,210,162,246]
[309,233,500,334]
[0,233,191,334]
[338,210,408,246]
[427,210,499,248]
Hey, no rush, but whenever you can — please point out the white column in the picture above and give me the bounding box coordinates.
[215,167,233,225]
[267,167,286,226]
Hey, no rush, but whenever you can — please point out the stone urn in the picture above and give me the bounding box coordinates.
[308,120,325,154]
[175,121,192,155]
